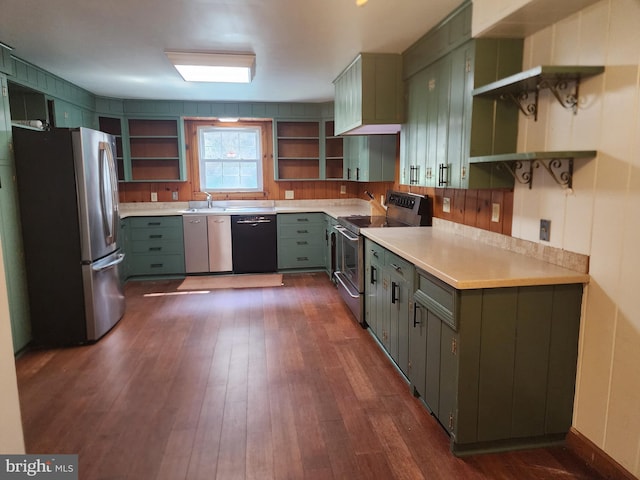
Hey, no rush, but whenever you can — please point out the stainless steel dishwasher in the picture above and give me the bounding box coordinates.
[183,215,209,273]
[207,215,233,272]
[231,215,277,273]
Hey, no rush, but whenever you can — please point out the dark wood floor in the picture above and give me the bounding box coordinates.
[15,273,602,479]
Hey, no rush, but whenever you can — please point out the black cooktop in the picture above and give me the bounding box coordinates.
[340,215,410,229]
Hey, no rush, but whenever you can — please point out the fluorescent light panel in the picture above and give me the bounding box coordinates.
[165,51,255,83]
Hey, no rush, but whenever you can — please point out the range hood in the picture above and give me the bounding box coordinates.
[333,53,404,136]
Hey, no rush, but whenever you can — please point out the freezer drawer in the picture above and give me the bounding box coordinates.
[82,251,126,341]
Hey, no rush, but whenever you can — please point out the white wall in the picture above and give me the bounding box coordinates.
[0,235,25,453]
[512,0,640,475]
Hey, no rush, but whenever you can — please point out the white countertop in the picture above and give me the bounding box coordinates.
[119,201,371,219]
[362,227,589,289]
[119,201,589,290]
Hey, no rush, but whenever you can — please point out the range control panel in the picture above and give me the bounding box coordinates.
[386,191,432,226]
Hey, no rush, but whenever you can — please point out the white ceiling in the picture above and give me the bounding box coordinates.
[0,0,462,103]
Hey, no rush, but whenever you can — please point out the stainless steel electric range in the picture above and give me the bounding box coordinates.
[333,191,432,326]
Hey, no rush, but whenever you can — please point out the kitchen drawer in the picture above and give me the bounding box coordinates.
[278,245,324,269]
[385,251,414,282]
[129,239,184,255]
[366,241,386,263]
[128,254,185,276]
[278,223,324,242]
[277,213,325,225]
[415,268,458,330]
[130,226,183,242]
[128,216,182,229]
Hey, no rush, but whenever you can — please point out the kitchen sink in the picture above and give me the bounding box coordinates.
[179,207,226,214]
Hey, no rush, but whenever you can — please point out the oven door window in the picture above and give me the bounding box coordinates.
[341,234,361,291]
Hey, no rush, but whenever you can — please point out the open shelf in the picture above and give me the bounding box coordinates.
[472,65,604,120]
[275,120,321,180]
[126,118,182,182]
[470,150,597,189]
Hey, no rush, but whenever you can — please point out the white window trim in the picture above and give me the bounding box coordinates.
[197,125,264,193]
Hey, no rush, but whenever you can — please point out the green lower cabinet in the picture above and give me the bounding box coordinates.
[364,239,414,376]
[277,213,325,270]
[413,268,583,455]
[324,215,338,278]
[126,216,185,277]
[0,164,31,352]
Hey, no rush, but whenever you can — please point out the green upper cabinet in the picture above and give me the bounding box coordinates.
[400,38,523,189]
[0,76,12,165]
[343,134,396,182]
[0,46,13,76]
[333,53,404,136]
[399,0,523,190]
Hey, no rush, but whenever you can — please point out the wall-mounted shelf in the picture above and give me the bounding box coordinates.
[469,150,597,189]
[472,65,604,120]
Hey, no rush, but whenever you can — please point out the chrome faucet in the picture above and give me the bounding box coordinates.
[201,191,212,208]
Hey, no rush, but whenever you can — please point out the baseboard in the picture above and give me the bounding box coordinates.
[566,427,637,480]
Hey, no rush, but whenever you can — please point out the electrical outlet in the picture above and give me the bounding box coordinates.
[151,192,158,202]
[443,197,451,213]
[540,219,551,241]
[285,190,294,200]
[491,203,500,222]
[172,191,178,201]
[340,185,346,194]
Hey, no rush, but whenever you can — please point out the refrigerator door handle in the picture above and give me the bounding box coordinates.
[99,141,119,246]
[91,253,125,272]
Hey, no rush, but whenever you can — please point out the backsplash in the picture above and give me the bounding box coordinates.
[433,218,589,273]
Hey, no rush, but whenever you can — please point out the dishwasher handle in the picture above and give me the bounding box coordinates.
[236,218,273,225]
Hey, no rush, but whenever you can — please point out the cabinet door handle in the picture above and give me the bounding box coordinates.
[438,163,449,186]
[413,302,421,327]
[391,281,399,304]
[356,167,360,181]
[347,168,351,180]
[370,265,377,285]
[390,263,402,272]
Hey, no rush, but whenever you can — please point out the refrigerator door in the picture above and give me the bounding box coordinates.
[83,249,126,340]
[73,128,120,262]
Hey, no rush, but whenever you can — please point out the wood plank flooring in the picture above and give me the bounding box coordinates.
[15,273,602,480]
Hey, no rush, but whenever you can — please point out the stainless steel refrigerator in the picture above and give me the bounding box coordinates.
[13,126,125,346]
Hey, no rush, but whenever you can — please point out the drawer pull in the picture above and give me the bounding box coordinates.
[390,263,402,272]
[297,230,309,234]
[296,218,309,222]
[150,263,164,268]
[296,257,309,261]
[149,234,163,239]
[147,222,161,226]
[149,247,162,251]
[296,241,308,245]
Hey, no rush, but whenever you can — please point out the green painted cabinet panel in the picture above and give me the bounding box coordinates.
[334,53,403,135]
[51,98,84,128]
[0,47,14,76]
[277,213,325,270]
[364,239,414,375]
[413,268,583,455]
[324,214,338,277]
[0,164,31,352]
[400,36,523,189]
[0,76,12,165]
[365,240,385,340]
[343,135,396,182]
[127,216,185,277]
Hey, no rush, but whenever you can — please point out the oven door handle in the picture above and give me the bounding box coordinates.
[334,225,360,242]
[334,271,360,299]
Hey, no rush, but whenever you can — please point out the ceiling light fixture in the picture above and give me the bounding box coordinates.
[165,51,255,83]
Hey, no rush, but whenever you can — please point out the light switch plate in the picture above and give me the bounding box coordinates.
[540,219,551,241]
[443,197,451,213]
[151,192,158,202]
[340,185,346,194]
[285,190,294,200]
[491,203,500,222]
[172,191,178,200]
